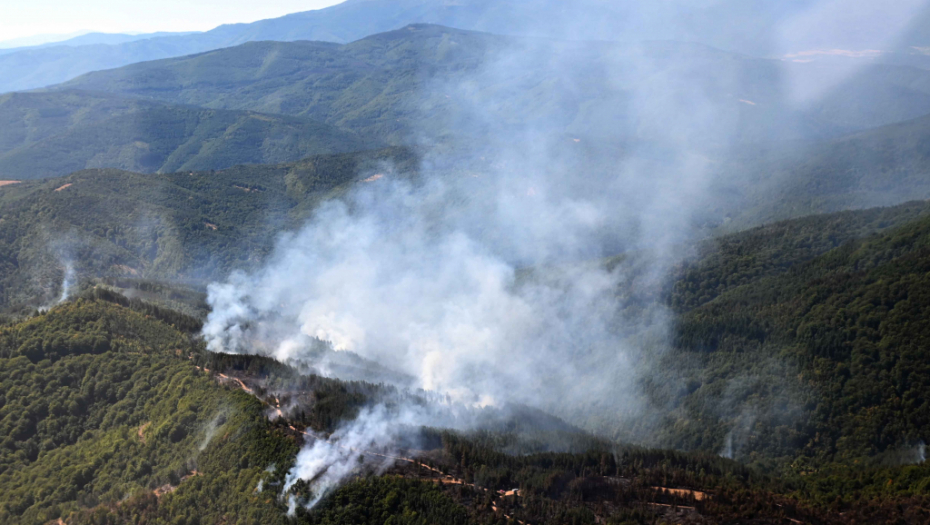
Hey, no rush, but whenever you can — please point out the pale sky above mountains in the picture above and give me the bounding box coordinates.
[0,0,344,43]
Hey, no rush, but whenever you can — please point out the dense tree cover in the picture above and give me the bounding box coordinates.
[5,166,930,522]
[3,293,930,523]
[718,110,930,230]
[94,277,211,320]
[0,90,379,180]
[643,207,930,472]
[0,300,251,523]
[193,350,400,432]
[297,477,471,525]
[669,200,930,312]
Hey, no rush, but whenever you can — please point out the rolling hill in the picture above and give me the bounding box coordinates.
[647,203,930,466]
[54,25,930,146]
[715,111,930,229]
[0,147,417,312]
[0,90,377,180]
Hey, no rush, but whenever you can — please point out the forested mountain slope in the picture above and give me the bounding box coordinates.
[3,293,928,525]
[0,148,416,312]
[6,153,930,475]
[56,25,930,145]
[0,298,296,525]
[0,91,377,180]
[640,203,930,466]
[2,126,928,315]
[719,112,930,228]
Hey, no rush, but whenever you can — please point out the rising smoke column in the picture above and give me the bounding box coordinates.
[281,405,435,512]
[198,0,924,509]
[200,25,724,512]
[58,260,76,303]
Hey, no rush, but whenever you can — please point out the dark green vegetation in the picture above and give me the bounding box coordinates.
[632,201,930,472]
[0,298,296,525]
[303,478,470,525]
[56,25,930,145]
[0,147,416,312]
[0,91,377,180]
[1,285,929,523]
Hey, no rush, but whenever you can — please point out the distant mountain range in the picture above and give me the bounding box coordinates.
[2,24,929,195]
[51,25,930,146]
[0,31,194,55]
[3,0,930,94]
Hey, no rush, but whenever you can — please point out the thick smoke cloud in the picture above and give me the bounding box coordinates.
[200,0,929,509]
[202,30,716,508]
[200,31,724,414]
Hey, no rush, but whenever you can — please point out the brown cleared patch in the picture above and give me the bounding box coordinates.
[0,181,20,187]
[138,422,151,444]
[54,183,73,192]
[363,174,385,183]
[233,185,262,193]
[217,373,254,395]
[111,264,140,276]
[205,223,218,230]
[652,486,709,501]
[154,471,201,498]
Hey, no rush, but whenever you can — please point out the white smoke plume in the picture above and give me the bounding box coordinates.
[58,260,76,304]
[201,16,728,509]
[282,405,433,513]
[203,34,713,506]
[198,409,229,452]
[40,253,78,312]
[200,0,930,511]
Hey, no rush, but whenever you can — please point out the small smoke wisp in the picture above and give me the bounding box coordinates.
[913,441,926,465]
[58,261,76,304]
[199,409,229,452]
[282,405,429,513]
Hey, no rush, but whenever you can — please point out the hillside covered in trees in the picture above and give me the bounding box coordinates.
[0,91,379,180]
[0,147,417,313]
[3,278,930,524]
[4,4,930,523]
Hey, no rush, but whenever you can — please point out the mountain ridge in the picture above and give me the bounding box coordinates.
[5,0,930,93]
[52,25,930,146]
[0,90,379,180]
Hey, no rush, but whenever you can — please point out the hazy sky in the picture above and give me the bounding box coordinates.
[0,0,345,42]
